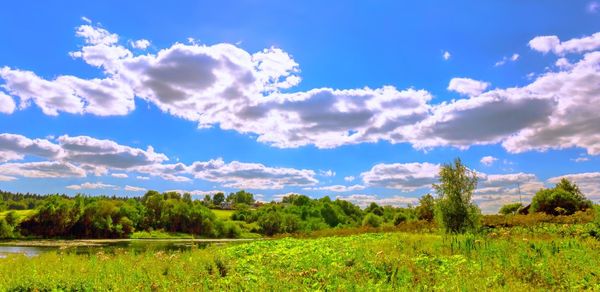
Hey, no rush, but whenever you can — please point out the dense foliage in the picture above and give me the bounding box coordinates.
[16,191,239,239]
[232,194,415,235]
[530,178,593,215]
[433,158,481,233]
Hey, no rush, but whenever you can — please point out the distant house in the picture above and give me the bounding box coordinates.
[518,204,531,215]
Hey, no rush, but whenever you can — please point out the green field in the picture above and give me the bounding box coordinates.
[1,227,598,291]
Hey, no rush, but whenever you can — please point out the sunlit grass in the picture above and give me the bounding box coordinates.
[211,209,235,220]
[1,229,598,290]
[0,209,36,222]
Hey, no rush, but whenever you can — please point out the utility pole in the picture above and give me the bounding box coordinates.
[518,183,522,205]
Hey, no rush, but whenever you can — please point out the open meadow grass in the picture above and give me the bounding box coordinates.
[211,209,235,220]
[1,226,598,291]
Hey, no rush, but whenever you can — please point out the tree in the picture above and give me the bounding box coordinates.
[499,202,523,215]
[416,194,435,221]
[213,192,225,206]
[530,178,592,215]
[4,211,17,226]
[433,158,480,233]
[365,202,384,216]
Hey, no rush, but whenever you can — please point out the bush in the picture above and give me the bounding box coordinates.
[393,213,408,226]
[362,213,382,228]
[499,203,523,215]
[433,158,480,233]
[0,218,13,239]
[530,179,593,215]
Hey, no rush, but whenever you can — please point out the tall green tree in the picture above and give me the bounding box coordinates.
[433,158,480,233]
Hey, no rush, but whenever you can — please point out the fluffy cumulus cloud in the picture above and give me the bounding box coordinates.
[57,135,168,169]
[447,78,490,96]
[1,23,599,156]
[130,39,150,50]
[189,158,318,189]
[529,32,600,55]
[0,133,63,162]
[0,161,87,179]
[0,132,324,190]
[66,182,116,190]
[360,162,439,191]
[480,156,498,166]
[0,91,16,114]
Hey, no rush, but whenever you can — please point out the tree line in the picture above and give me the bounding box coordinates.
[0,158,596,238]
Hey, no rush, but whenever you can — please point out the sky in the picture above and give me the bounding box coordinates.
[0,0,599,213]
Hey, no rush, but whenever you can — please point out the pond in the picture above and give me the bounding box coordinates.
[0,238,255,257]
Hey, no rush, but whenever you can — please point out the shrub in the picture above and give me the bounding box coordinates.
[433,158,480,233]
[416,194,435,221]
[362,213,382,228]
[393,213,408,226]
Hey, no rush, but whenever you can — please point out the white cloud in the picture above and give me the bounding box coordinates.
[443,51,451,60]
[124,185,146,192]
[495,53,520,67]
[165,189,223,196]
[188,158,318,189]
[447,78,490,96]
[480,156,498,166]
[304,184,365,192]
[1,24,600,156]
[361,162,439,191]
[0,133,62,161]
[111,173,128,178]
[473,172,545,213]
[57,135,168,169]
[0,174,16,181]
[572,157,589,162]
[81,16,92,24]
[0,161,86,178]
[529,32,600,55]
[319,170,336,177]
[130,39,150,50]
[0,91,16,114]
[336,194,418,208]
[136,176,150,180]
[66,182,116,190]
[344,176,355,182]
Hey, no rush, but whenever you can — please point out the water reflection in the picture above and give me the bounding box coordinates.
[0,240,216,258]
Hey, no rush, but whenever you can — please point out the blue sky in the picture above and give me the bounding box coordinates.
[0,1,599,212]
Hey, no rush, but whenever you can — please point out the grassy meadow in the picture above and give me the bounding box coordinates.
[1,223,599,291]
